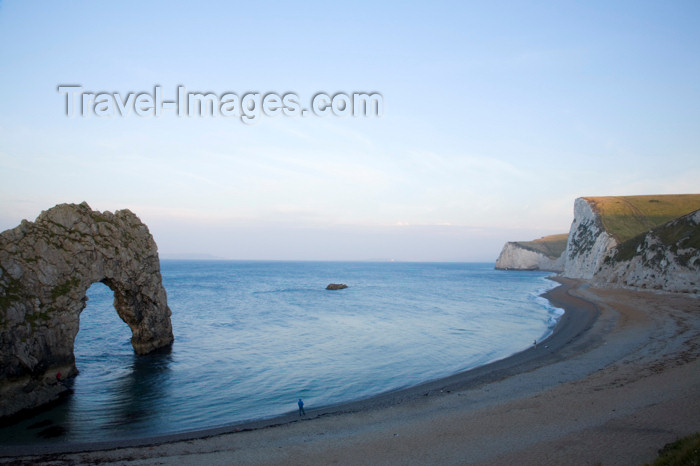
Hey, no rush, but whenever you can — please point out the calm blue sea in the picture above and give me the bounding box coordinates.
[0,261,561,445]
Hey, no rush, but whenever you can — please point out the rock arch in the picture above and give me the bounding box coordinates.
[0,202,173,417]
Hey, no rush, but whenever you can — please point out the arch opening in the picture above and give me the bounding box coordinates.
[75,282,133,368]
[34,282,172,439]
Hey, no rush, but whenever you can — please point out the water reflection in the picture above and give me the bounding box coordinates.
[102,348,173,433]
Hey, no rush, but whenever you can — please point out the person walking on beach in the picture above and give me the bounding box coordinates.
[298,398,306,417]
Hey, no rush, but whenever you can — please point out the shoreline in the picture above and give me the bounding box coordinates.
[1,277,596,457]
[3,278,699,464]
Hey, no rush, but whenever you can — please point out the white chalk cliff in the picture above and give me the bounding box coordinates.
[497,196,700,294]
[495,242,564,272]
[592,209,700,293]
[562,198,617,279]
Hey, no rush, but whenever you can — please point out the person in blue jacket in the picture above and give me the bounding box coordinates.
[298,398,306,417]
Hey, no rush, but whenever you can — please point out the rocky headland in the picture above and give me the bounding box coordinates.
[593,208,700,292]
[0,202,173,419]
[495,234,567,272]
[497,194,700,293]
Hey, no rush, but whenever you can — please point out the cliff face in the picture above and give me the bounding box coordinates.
[0,202,174,418]
[499,195,700,293]
[592,210,700,293]
[561,196,700,292]
[563,198,617,279]
[495,242,565,272]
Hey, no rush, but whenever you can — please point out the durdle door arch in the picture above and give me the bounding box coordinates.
[0,202,174,418]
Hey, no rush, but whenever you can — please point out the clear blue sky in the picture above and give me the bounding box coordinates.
[1,1,698,261]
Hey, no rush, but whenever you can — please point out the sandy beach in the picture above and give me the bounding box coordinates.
[2,278,699,465]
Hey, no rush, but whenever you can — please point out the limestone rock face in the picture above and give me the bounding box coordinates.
[0,202,173,418]
[563,198,617,279]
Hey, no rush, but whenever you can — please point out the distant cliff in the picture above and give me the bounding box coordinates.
[497,194,700,293]
[495,234,567,272]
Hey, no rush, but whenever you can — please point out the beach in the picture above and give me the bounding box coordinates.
[2,278,699,465]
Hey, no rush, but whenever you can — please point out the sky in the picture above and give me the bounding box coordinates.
[0,1,698,261]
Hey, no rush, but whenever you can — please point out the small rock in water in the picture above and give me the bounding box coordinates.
[326,283,348,290]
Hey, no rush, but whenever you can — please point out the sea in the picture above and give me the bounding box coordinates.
[0,261,562,446]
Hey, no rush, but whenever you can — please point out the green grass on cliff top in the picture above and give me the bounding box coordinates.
[612,206,700,263]
[514,233,569,259]
[585,194,700,243]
